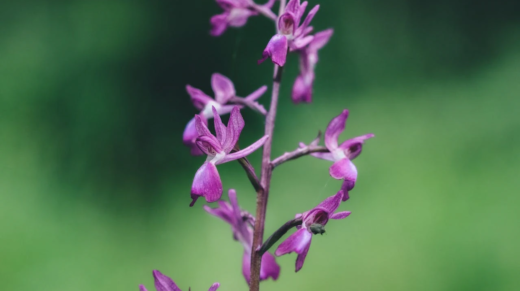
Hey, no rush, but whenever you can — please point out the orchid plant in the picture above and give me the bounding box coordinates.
[141,0,374,290]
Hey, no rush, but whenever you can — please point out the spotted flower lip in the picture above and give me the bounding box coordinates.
[139,270,220,291]
[204,189,280,283]
[274,191,351,272]
[258,0,320,66]
[210,0,277,36]
[183,73,267,155]
[190,106,268,206]
[291,28,333,103]
[311,109,374,200]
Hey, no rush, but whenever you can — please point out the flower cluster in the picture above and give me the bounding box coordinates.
[141,0,375,289]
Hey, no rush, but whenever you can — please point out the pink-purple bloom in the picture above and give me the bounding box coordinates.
[258,0,320,66]
[183,73,267,155]
[275,190,351,272]
[312,109,374,201]
[139,270,219,291]
[205,189,280,283]
[210,0,277,36]
[291,29,333,103]
[191,107,268,206]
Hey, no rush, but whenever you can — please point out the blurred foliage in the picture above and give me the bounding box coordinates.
[1,0,520,290]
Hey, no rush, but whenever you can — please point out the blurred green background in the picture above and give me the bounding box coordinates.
[1,0,520,290]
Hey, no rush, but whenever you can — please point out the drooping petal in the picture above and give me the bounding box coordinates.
[219,135,268,164]
[204,201,234,225]
[331,211,351,220]
[308,28,333,52]
[208,283,220,291]
[338,133,375,160]
[329,158,358,182]
[153,270,182,291]
[295,238,311,272]
[183,117,205,156]
[315,191,343,214]
[258,34,288,66]
[340,180,355,201]
[212,106,227,144]
[211,73,236,104]
[222,107,245,153]
[275,228,312,256]
[139,285,149,291]
[260,251,281,281]
[324,109,349,150]
[191,162,223,206]
[291,74,313,103]
[186,85,213,110]
[210,13,229,37]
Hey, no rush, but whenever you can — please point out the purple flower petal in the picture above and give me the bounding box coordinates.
[244,85,267,101]
[295,5,319,37]
[242,250,252,283]
[227,8,256,27]
[291,35,314,51]
[211,73,236,104]
[259,34,288,66]
[324,109,349,150]
[212,107,227,144]
[210,13,229,37]
[310,151,334,161]
[331,211,351,220]
[291,74,313,103]
[219,135,268,164]
[208,283,220,291]
[315,191,343,214]
[196,135,223,156]
[183,117,205,156]
[204,201,234,225]
[139,285,149,291]
[227,189,242,220]
[153,270,182,291]
[340,180,355,201]
[338,133,375,159]
[191,162,223,206]
[295,238,311,272]
[308,28,333,52]
[260,251,281,281]
[284,0,301,15]
[186,85,213,110]
[195,115,213,137]
[275,228,312,256]
[278,12,296,35]
[222,107,245,153]
[302,207,330,226]
[329,158,358,182]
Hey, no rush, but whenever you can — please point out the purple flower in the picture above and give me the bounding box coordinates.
[291,29,333,103]
[210,0,276,36]
[205,189,280,283]
[312,109,374,201]
[191,107,268,206]
[258,0,320,66]
[183,73,267,155]
[139,270,219,291]
[275,191,351,272]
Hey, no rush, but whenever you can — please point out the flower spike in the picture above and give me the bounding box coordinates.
[275,191,351,271]
[190,107,268,206]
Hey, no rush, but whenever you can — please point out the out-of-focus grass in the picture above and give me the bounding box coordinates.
[2,48,520,290]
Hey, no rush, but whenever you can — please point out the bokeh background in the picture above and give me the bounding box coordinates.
[1,0,520,290]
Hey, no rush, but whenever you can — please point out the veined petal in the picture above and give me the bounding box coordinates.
[186,85,213,110]
[244,85,267,101]
[212,107,227,144]
[275,228,312,256]
[139,285,148,291]
[219,135,268,164]
[284,0,301,16]
[291,74,313,103]
[260,251,280,281]
[211,73,236,104]
[339,133,375,160]
[315,191,343,214]
[153,270,182,291]
[222,107,245,153]
[191,162,223,206]
[309,28,333,52]
[208,283,220,291]
[295,5,319,37]
[325,109,349,150]
[291,35,314,51]
[259,34,288,67]
[331,211,351,220]
[329,158,357,182]
[195,115,213,137]
[196,135,223,156]
[228,189,242,221]
[340,180,355,201]
[210,13,229,37]
[295,238,311,272]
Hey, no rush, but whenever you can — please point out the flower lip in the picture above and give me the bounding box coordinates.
[303,207,330,228]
